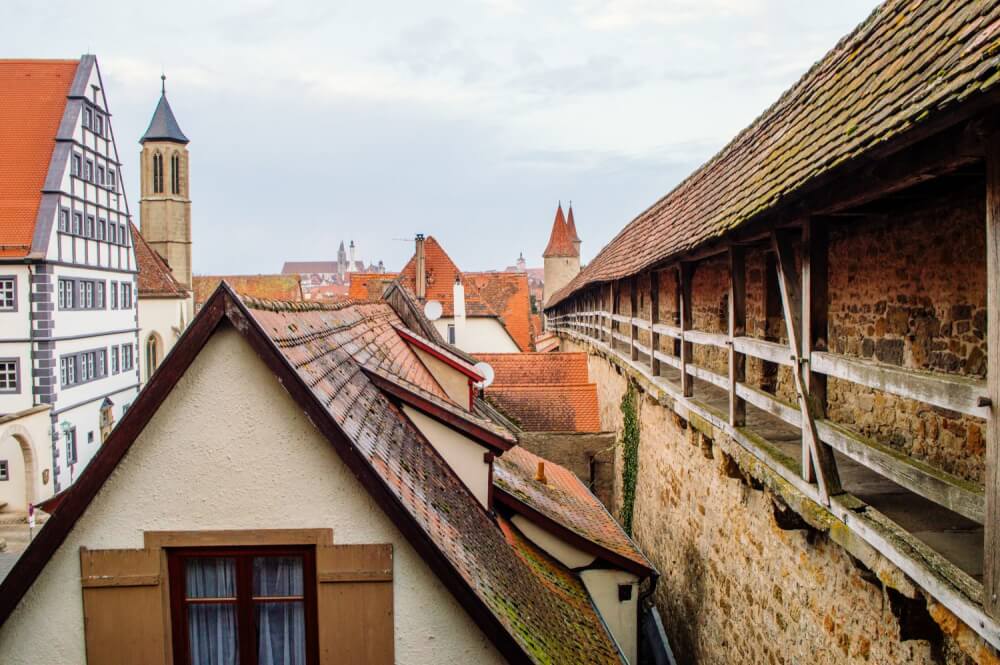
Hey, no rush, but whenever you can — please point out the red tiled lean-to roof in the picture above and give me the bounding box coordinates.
[0,285,635,664]
[548,0,1000,307]
[495,446,653,575]
[0,59,78,257]
[131,224,187,297]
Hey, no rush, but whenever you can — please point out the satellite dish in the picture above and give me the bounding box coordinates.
[424,300,443,321]
[473,362,495,389]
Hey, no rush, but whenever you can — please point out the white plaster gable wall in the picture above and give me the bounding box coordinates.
[137,295,191,384]
[581,569,639,665]
[0,325,508,665]
[510,515,596,569]
[403,405,492,507]
[432,317,520,353]
[410,345,471,408]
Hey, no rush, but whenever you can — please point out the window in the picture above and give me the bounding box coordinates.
[97,165,106,186]
[171,153,181,194]
[97,349,106,376]
[167,548,317,665]
[71,154,82,176]
[109,223,118,244]
[66,427,77,465]
[59,208,70,232]
[108,169,116,192]
[122,344,134,371]
[87,431,94,444]
[0,359,17,393]
[85,215,95,238]
[96,281,105,308]
[94,114,104,136]
[83,281,94,308]
[0,277,15,311]
[59,279,74,309]
[153,152,164,193]
[146,335,160,379]
[110,280,118,309]
[97,219,106,240]
[59,279,104,310]
[121,224,130,246]
[121,283,133,309]
[61,349,107,386]
[0,460,7,481]
[72,212,83,235]
[447,324,456,344]
[110,345,119,374]
[85,159,94,182]
[83,107,92,129]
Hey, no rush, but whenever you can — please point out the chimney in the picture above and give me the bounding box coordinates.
[415,234,426,299]
[534,461,546,484]
[453,276,466,348]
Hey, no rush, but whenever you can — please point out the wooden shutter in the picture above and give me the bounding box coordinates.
[80,547,168,665]
[317,544,393,665]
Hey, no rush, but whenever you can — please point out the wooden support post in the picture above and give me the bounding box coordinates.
[729,247,746,427]
[630,277,639,361]
[679,263,694,397]
[771,230,841,504]
[650,270,661,376]
[611,280,620,351]
[985,136,1000,618]
[802,218,830,483]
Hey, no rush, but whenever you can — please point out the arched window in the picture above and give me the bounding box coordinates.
[153,152,164,193]
[171,153,181,194]
[146,334,160,380]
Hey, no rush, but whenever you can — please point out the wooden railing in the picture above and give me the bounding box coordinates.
[549,309,987,523]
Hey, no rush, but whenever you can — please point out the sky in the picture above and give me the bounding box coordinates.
[4,0,882,275]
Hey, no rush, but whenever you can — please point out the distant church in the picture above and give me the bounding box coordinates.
[282,241,385,299]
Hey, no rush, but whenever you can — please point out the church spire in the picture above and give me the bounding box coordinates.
[141,76,189,144]
[543,202,577,258]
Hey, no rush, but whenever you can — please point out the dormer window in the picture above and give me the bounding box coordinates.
[153,152,163,193]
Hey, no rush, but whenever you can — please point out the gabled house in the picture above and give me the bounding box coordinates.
[0,283,654,664]
[350,235,535,354]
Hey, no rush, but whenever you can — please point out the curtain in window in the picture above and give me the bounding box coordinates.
[186,558,238,665]
[254,557,306,665]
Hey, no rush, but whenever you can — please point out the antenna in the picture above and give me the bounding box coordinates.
[473,362,495,389]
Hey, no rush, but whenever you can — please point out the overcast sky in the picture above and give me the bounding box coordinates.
[5,0,881,274]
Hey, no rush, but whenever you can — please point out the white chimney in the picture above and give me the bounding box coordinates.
[453,276,466,348]
[415,234,426,299]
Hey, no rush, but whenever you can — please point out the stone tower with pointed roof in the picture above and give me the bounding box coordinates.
[139,76,192,291]
[566,202,582,257]
[542,202,580,306]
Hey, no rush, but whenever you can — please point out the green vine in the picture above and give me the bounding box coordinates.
[619,382,640,536]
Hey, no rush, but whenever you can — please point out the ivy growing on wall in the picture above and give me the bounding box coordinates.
[620,382,640,536]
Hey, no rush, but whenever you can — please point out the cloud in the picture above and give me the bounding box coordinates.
[573,0,764,30]
[510,54,646,96]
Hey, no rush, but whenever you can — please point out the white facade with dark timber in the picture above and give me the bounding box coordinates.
[0,56,139,499]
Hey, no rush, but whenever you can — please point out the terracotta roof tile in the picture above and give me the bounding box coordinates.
[543,203,577,258]
[131,224,187,297]
[239,295,627,663]
[566,204,580,243]
[348,272,400,300]
[495,446,653,573]
[0,59,78,257]
[486,384,601,432]
[193,275,303,305]
[463,272,535,351]
[548,0,1000,307]
[476,352,590,385]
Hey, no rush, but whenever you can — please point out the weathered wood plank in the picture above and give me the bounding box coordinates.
[685,329,729,348]
[732,337,795,367]
[986,134,1000,618]
[810,351,989,419]
[680,263,694,397]
[802,218,828,483]
[650,271,661,376]
[730,246,747,427]
[772,229,841,503]
[653,322,682,338]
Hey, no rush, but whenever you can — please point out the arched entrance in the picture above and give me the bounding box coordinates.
[0,426,36,512]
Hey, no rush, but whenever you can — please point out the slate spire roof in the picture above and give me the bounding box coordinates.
[543,202,577,258]
[140,80,188,144]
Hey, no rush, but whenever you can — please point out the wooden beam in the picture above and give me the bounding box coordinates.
[986,134,1000,619]
[771,230,841,503]
[630,277,639,361]
[802,218,829,483]
[679,263,694,397]
[650,271,661,376]
[729,246,746,427]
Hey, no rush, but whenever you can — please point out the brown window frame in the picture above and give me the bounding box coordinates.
[167,545,320,665]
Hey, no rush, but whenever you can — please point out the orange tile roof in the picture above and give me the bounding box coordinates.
[193,275,303,305]
[476,352,589,385]
[348,272,400,300]
[565,204,580,243]
[0,59,78,257]
[486,384,601,432]
[131,224,187,297]
[543,203,576,258]
[495,446,653,573]
[463,272,535,351]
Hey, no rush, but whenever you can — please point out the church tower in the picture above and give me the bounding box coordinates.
[542,202,580,306]
[140,76,192,291]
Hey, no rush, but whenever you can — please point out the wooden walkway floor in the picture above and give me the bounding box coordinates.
[612,339,984,581]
